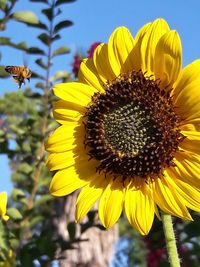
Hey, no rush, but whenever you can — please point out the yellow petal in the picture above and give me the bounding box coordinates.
[53,82,96,106]
[78,58,105,92]
[154,30,182,88]
[173,152,200,190]
[173,59,200,121]
[139,18,170,75]
[98,178,124,228]
[131,22,151,71]
[53,100,85,123]
[93,43,116,83]
[75,175,107,222]
[108,27,135,76]
[179,130,200,154]
[180,119,200,132]
[46,150,81,171]
[165,169,200,212]
[45,124,84,153]
[124,184,155,235]
[153,177,192,220]
[0,192,9,221]
[49,167,88,196]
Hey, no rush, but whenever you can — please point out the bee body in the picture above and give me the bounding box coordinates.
[5,66,32,88]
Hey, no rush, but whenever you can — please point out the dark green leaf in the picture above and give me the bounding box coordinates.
[35,58,48,69]
[55,0,76,7]
[67,222,76,240]
[54,20,73,33]
[11,11,40,25]
[38,32,50,45]
[27,47,45,55]
[52,34,61,42]
[7,208,23,220]
[0,20,6,31]
[185,220,200,238]
[0,37,11,45]
[25,21,48,30]
[52,46,70,57]
[35,82,45,89]
[31,71,45,80]
[42,7,53,20]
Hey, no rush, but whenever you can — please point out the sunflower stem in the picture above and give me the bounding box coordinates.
[161,213,180,267]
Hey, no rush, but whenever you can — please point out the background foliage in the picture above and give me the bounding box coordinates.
[1,1,200,266]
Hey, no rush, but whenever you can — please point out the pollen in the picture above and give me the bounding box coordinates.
[85,71,185,181]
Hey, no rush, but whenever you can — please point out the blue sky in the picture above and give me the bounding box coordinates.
[1,0,200,193]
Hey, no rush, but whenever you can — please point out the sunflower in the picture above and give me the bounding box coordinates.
[45,18,200,235]
[0,192,9,221]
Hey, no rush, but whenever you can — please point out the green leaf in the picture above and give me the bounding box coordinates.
[55,0,76,6]
[11,11,40,25]
[27,47,45,55]
[0,37,11,45]
[34,195,53,207]
[0,221,9,252]
[7,208,23,220]
[31,71,45,80]
[51,70,70,82]
[30,216,45,227]
[52,46,70,57]
[0,129,5,136]
[42,8,53,20]
[0,38,27,51]
[35,82,45,89]
[54,20,73,33]
[38,33,50,45]
[25,22,48,30]
[35,58,48,69]
[0,66,9,78]
[0,0,6,11]
[18,162,33,174]
[11,42,27,51]
[11,188,25,201]
[52,34,61,42]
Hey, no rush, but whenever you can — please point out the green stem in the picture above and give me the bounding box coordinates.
[161,213,180,267]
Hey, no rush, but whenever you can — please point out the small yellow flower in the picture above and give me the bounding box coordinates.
[0,250,15,267]
[0,192,9,221]
[45,18,200,235]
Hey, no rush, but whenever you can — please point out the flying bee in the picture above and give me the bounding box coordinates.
[5,65,32,88]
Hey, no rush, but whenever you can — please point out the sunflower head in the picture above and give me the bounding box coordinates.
[46,18,200,235]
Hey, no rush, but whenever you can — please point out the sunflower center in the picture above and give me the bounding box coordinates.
[85,71,184,181]
[103,103,160,156]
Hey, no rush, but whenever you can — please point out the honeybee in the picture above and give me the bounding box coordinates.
[5,65,32,88]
